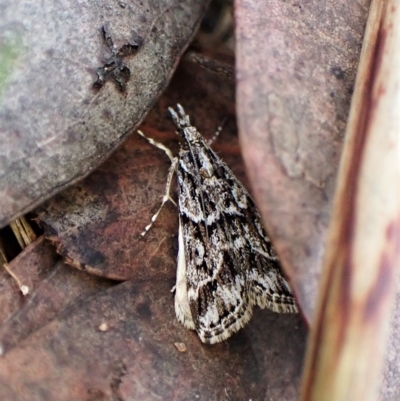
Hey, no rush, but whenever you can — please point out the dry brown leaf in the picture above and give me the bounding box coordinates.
[0,237,59,324]
[300,2,400,400]
[236,0,370,321]
[0,279,306,401]
[0,236,114,355]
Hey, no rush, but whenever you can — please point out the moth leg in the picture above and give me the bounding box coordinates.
[137,130,175,162]
[137,130,178,237]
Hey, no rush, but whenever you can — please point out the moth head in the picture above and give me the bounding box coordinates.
[169,103,189,124]
[169,104,203,144]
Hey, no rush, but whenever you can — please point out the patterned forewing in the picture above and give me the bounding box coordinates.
[237,194,298,313]
[202,143,297,313]
[177,135,296,344]
[177,147,254,343]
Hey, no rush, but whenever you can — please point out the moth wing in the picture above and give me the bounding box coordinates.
[210,156,298,314]
[203,146,298,314]
[179,211,255,344]
[176,130,297,344]
[240,204,298,313]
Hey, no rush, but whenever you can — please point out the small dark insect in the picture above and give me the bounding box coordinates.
[93,25,141,92]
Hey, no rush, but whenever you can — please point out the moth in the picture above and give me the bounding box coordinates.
[138,105,297,344]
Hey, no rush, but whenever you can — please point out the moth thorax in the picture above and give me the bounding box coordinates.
[182,126,202,143]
